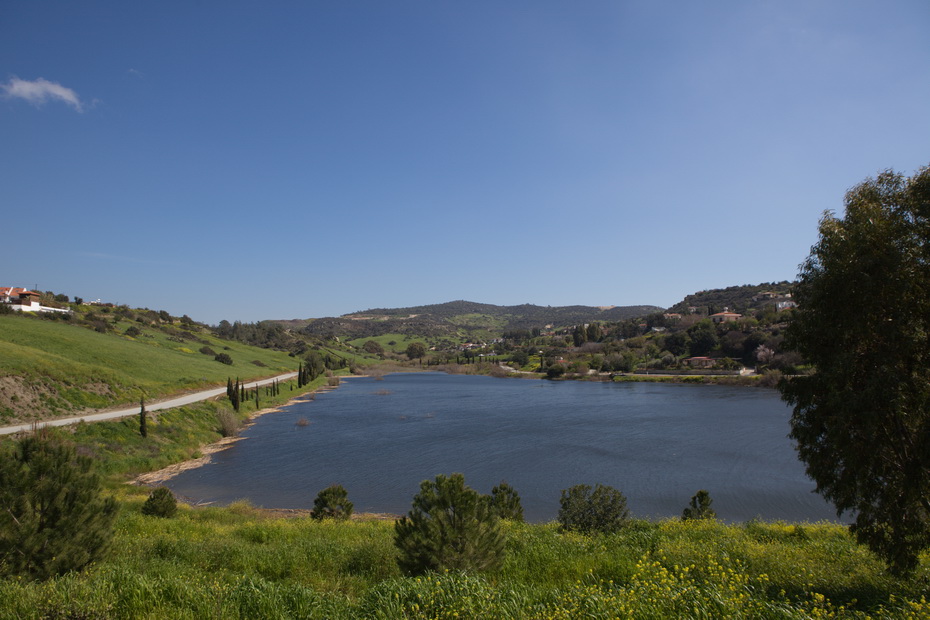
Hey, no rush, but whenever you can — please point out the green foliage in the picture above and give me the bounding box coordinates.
[687,320,719,356]
[311,485,354,521]
[489,480,524,521]
[394,473,505,574]
[0,312,297,423]
[141,486,178,518]
[0,502,928,617]
[139,398,147,438]
[780,165,930,575]
[405,341,426,360]
[558,483,630,535]
[0,435,118,580]
[214,352,233,365]
[682,489,716,520]
[362,340,385,356]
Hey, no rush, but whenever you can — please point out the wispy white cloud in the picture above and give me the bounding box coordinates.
[1,76,83,111]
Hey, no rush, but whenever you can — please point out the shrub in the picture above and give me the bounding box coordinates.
[217,410,239,437]
[489,480,524,521]
[682,489,716,520]
[199,345,217,356]
[311,485,354,520]
[558,483,630,534]
[214,352,233,365]
[124,325,142,337]
[394,473,505,574]
[141,487,178,518]
[0,435,118,579]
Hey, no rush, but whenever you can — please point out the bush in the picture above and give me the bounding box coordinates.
[311,485,354,520]
[489,480,524,521]
[217,410,239,437]
[214,352,233,365]
[141,487,178,518]
[0,435,119,579]
[199,345,217,356]
[124,325,142,337]
[394,473,505,574]
[682,489,716,520]
[558,483,630,535]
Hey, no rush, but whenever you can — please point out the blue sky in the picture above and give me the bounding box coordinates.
[3,1,928,324]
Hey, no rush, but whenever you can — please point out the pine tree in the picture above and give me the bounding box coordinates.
[489,480,524,521]
[394,473,506,575]
[0,436,119,579]
[141,487,178,518]
[558,483,630,534]
[311,485,353,520]
[682,490,716,520]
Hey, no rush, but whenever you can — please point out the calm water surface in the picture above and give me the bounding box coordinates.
[166,373,840,523]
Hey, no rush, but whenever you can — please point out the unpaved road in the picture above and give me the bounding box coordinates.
[0,372,298,436]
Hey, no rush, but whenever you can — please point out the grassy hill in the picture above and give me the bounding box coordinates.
[0,312,298,424]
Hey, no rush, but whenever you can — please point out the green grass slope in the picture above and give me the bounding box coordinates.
[1,508,927,618]
[0,313,297,424]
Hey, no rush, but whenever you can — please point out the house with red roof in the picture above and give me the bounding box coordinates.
[0,287,71,314]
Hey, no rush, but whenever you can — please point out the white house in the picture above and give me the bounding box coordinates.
[0,287,71,314]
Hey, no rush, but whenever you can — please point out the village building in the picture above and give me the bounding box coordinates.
[0,287,72,314]
[709,311,742,324]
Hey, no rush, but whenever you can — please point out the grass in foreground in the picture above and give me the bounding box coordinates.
[1,509,927,619]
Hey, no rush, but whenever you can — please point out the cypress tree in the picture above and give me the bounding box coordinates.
[139,398,147,438]
[230,378,239,412]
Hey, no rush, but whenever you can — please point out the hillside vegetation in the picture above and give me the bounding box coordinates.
[296,300,663,344]
[0,311,299,424]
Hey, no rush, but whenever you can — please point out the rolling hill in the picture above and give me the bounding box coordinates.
[293,300,663,342]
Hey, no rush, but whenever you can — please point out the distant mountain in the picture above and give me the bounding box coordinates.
[289,300,663,341]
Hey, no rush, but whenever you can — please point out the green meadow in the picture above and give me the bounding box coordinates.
[0,313,298,422]
[1,503,927,619]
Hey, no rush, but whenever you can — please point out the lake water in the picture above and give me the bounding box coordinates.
[165,372,841,523]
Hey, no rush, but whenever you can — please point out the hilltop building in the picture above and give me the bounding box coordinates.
[0,287,71,314]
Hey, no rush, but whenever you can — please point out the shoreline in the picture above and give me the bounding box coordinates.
[131,380,351,486]
[131,402,288,486]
